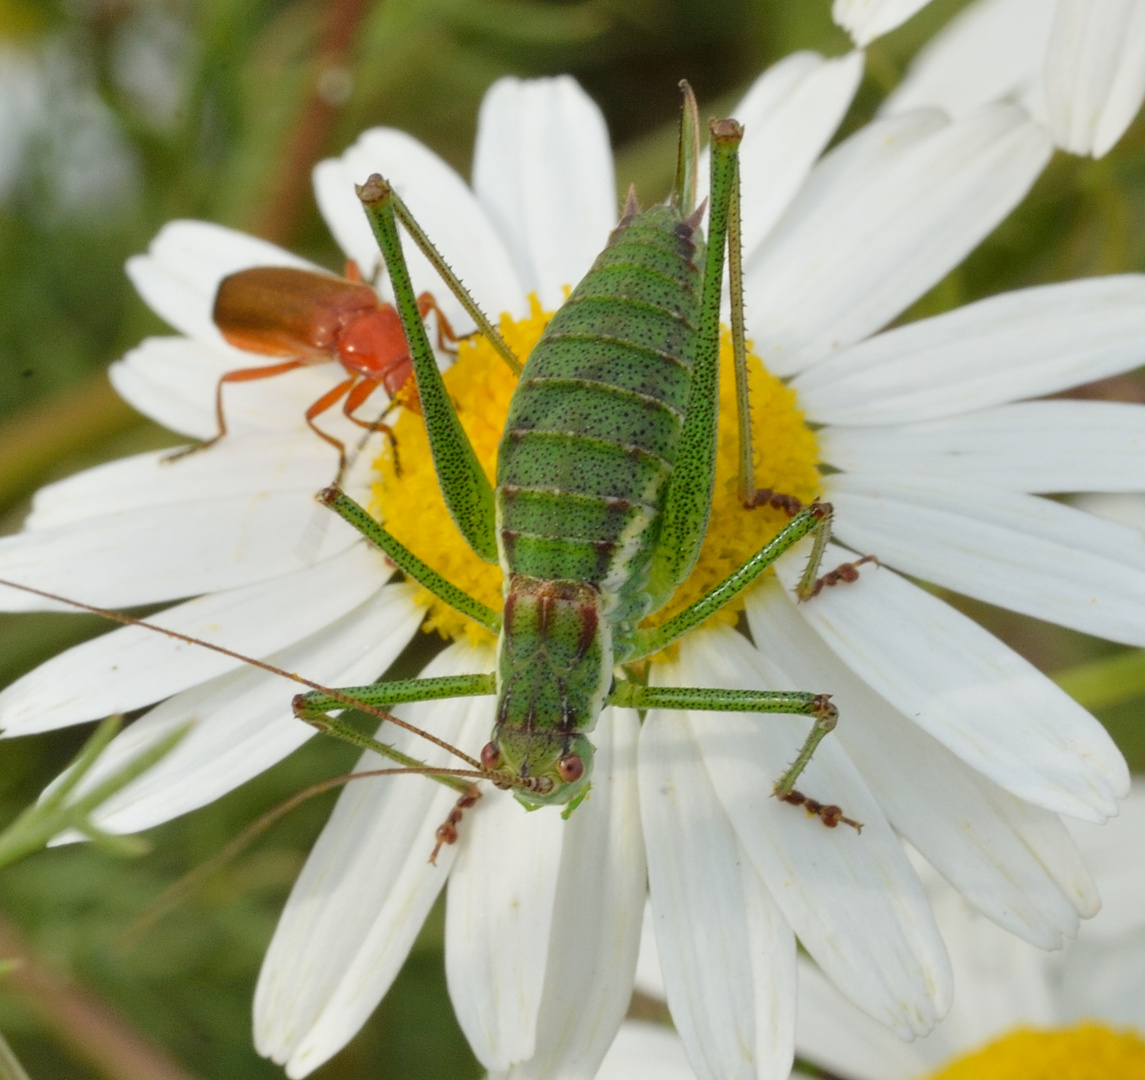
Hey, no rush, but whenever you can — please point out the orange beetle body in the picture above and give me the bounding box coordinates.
[190,264,456,470]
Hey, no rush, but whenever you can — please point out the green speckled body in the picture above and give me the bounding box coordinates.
[496,205,704,647]
[306,114,844,823]
[484,203,706,799]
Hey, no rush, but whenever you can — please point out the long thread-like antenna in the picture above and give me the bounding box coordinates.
[0,577,481,771]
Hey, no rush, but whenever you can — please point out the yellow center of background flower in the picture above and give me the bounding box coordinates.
[372,295,820,646]
[923,1023,1145,1080]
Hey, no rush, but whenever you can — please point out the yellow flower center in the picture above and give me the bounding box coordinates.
[371,295,820,646]
[923,1023,1145,1080]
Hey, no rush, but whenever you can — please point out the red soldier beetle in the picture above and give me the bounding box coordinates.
[171,262,458,475]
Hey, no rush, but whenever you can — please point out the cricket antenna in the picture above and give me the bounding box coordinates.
[672,80,701,216]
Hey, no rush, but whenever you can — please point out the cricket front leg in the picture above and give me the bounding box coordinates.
[610,680,861,831]
[294,671,498,862]
[293,672,494,768]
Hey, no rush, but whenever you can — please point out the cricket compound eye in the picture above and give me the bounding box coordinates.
[557,754,585,784]
[480,742,502,769]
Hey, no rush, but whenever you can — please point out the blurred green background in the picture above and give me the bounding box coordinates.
[0,0,1143,1077]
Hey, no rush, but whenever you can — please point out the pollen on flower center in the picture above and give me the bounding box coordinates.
[371,295,821,646]
[921,1023,1145,1080]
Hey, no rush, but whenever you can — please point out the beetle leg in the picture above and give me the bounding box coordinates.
[301,375,358,477]
[342,375,385,423]
[416,291,461,353]
[165,358,309,464]
[342,377,405,476]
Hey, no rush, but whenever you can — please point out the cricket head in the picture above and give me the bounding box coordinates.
[481,728,595,810]
[486,575,611,809]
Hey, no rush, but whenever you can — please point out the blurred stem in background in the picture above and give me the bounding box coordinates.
[0,917,201,1080]
[0,717,191,1080]
[0,0,1143,1077]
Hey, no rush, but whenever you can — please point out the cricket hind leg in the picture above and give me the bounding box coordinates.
[610,681,861,831]
[717,102,874,602]
[356,176,501,564]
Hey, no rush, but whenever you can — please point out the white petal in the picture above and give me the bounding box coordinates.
[313,128,524,330]
[1065,787,1145,937]
[254,642,492,1074]
[711,51,862,262]
[828,474,1145,647]
[497,708,646,1080]
[745,105,1051,376]
[772,539,1129,819]
[882,0,1051,121]
[594,1021,696,1080]
[921,884,1059,1049]
[1045,0,1145,157]
[832,0,933,45]
[110,337,237,439]
[795,959,926,1080]
[745,581,1100,946]
[664,629,951,1039]
[633,898,665,999]
[639,698,796,1080]
[794,276,1145,425]
[0,549,401,734]
[21,434,335,533]
[0,444,360,611]
[126,220,320,348]
[472,76,616,312]
[445,780,565,1069]
[52,586,425,836]
[818,400,1145,492]
[1074,492,1145,533]
[109,335,365,446]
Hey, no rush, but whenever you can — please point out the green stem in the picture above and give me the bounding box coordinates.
[0,374,142,513]
[0,1031,31,1080]
[1054,650,1145,712]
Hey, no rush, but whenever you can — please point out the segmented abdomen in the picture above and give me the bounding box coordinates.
[495,204,703,626]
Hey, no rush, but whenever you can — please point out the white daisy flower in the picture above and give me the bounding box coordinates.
[634,792,1145,1078]
[879,0,1145,158]
[793,783,1145,1078]
[0,53,1138,1080]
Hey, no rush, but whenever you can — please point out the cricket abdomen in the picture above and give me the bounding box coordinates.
[495,204,704,630]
